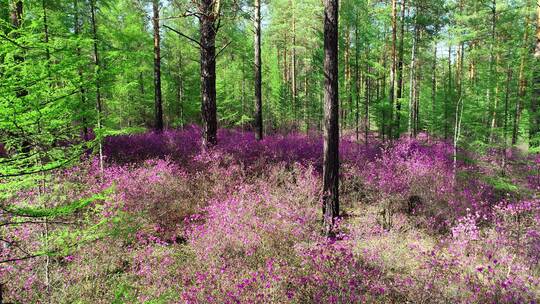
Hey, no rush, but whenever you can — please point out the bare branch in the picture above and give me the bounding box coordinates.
[163,25,202,48]
[215,40,233,59]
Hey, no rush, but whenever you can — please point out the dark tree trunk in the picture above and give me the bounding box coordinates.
[153,0,163,132]
[254,0,263,140]
[200,0,218,147]
[354,18,360,142]
[10,0,22,28]
[322,0,339,237]
[11,1,26,98]
[291,1,297,122]
[381,45,387,140]
[395,0,406,136]
[431,43,437,138]
[502,63,513,171]
[42,0,50,62]
[365,63,370,146]
[176,52,184,128]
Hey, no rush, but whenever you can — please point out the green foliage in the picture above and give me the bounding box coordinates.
[4,188,111,218]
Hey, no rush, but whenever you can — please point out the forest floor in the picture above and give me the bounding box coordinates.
[2,126,540,303]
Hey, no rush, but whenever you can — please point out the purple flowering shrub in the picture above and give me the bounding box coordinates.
[2,127,540,303]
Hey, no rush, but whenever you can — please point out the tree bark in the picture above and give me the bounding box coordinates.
[502,62,512,171]
[396,0,406,135]
[365,59,371,146]
[355,18,360,142]
[74,0,89,139]
[254,0,263,140]
[431,43,437,139]
[291,0,297,122]
[11,1,26,98]
[488,0,497,141]
[344,28,351,130]
[408,13,417,137]
[10,0,22,28]
[445,45,452,140]
[389,0,397,139]
[153,0,163,131]
[322,0,339,237]
[381,41,387,140]
[453,43,465,177]
[176,56,184,128]
[90,0,104,172]
[200,0,218,147]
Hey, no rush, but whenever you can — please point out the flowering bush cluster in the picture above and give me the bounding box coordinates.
[1,127,539,303]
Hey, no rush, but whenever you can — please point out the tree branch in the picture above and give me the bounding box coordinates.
[215,40,232,59]
[0,34,29,50]
[163,25,201,48]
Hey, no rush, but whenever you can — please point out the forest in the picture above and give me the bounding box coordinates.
[0,0,539,302]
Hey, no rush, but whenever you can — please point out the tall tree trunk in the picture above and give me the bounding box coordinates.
[322,0,339,237]
[176,51,184,128]
[200,0,218,147]
[11,1,27,98]
[414,60,420,135]
[355,18,360,142]
[396,0,406,135]
[445,45,452,140]
[304,75,309,134]
[431,42,437,139]
[381,41,387,140]
[408,13,418,137]
[502,62,513,172]
[73,3,86,136]
[42,0,50,63]
[291,0,297,122]
[529,0,540,148]
[254,0,263,140]
[491,52,501,142]
[365,59,371,146]
[344,28,351,130]
[453,43,465,177]
[90,0,104,172]
[74,0,89,139]
[389,0,397,139]
[488,0,497,141]
[152,0,163,131]
[283,40,288,83]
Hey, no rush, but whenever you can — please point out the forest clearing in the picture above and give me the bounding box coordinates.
[1,0,540,303]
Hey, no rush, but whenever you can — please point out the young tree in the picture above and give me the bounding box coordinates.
[322,0,339,237]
